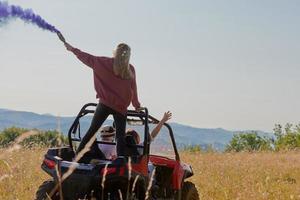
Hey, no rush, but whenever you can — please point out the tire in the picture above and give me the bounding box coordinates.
[181,181,199,200]
[35,179,60,200]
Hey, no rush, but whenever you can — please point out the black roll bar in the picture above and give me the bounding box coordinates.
[68,103,97,150]
[67,103,180,161]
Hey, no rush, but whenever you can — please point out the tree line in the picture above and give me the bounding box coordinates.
[183,123,300,153]
[226,123,300,152]
[0,127,67,148]
[1,123,299,152]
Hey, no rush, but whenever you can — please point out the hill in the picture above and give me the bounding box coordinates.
[0,108,271,150]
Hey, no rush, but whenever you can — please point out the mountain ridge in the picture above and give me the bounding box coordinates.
[0,108,272,150]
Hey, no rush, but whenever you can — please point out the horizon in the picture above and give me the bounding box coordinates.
[1,0,300,132]
[0,106,274,133]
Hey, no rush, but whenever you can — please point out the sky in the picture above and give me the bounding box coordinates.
[0,0,300,132]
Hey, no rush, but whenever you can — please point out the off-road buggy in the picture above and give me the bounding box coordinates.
[36,103,199,200]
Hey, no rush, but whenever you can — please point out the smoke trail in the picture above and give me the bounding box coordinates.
[0,1,59,33]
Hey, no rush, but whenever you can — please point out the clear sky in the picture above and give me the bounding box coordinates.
[1,0,300,132]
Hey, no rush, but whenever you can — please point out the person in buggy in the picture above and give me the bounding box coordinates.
[98,111,172,159]
[97,125,117,160]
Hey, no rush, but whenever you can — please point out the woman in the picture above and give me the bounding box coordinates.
[58,33,141,157]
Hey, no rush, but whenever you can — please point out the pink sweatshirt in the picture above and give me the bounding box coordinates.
[72,48,141,115]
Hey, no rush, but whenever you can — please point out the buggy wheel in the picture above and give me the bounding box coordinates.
[35,179,60,200]
[181,181,199,200]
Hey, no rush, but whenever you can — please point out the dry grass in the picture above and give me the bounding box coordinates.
[182,151,300,200]
[0,149,300,199]
[0,148,48,200]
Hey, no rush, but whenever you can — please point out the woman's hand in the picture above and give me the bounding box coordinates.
[150,111,172,141]
[57,32,66,43]
[64,42,74,51]
[56,32,74,51]
[161,111,172,123]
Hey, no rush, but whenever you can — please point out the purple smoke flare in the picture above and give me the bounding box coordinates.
[0,1,59,33]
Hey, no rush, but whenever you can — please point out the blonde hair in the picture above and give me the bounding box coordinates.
[113,43,133,80]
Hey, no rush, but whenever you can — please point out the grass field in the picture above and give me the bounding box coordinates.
[0,148,300,200]
[181,151,300,200]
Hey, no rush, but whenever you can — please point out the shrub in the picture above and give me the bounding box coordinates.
[0,127,28,147]
[0,127,67,148]
[183,144,202,153]
[21,130,67,148]
[274,123,300,151]
[225,132,272,152]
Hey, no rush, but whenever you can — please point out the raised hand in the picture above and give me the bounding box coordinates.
[57,32,66,43]
[64,42,74,51]
[162,111,172,123]
[57,32,74,51]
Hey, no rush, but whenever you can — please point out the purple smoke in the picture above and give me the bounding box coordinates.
[0,1,59,33]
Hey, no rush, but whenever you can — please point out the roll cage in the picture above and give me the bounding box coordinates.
[68,103,180,161]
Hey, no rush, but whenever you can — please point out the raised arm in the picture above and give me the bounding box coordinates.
[57,32,98,69]
[72,48,98,69]
[150,111,172,141]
